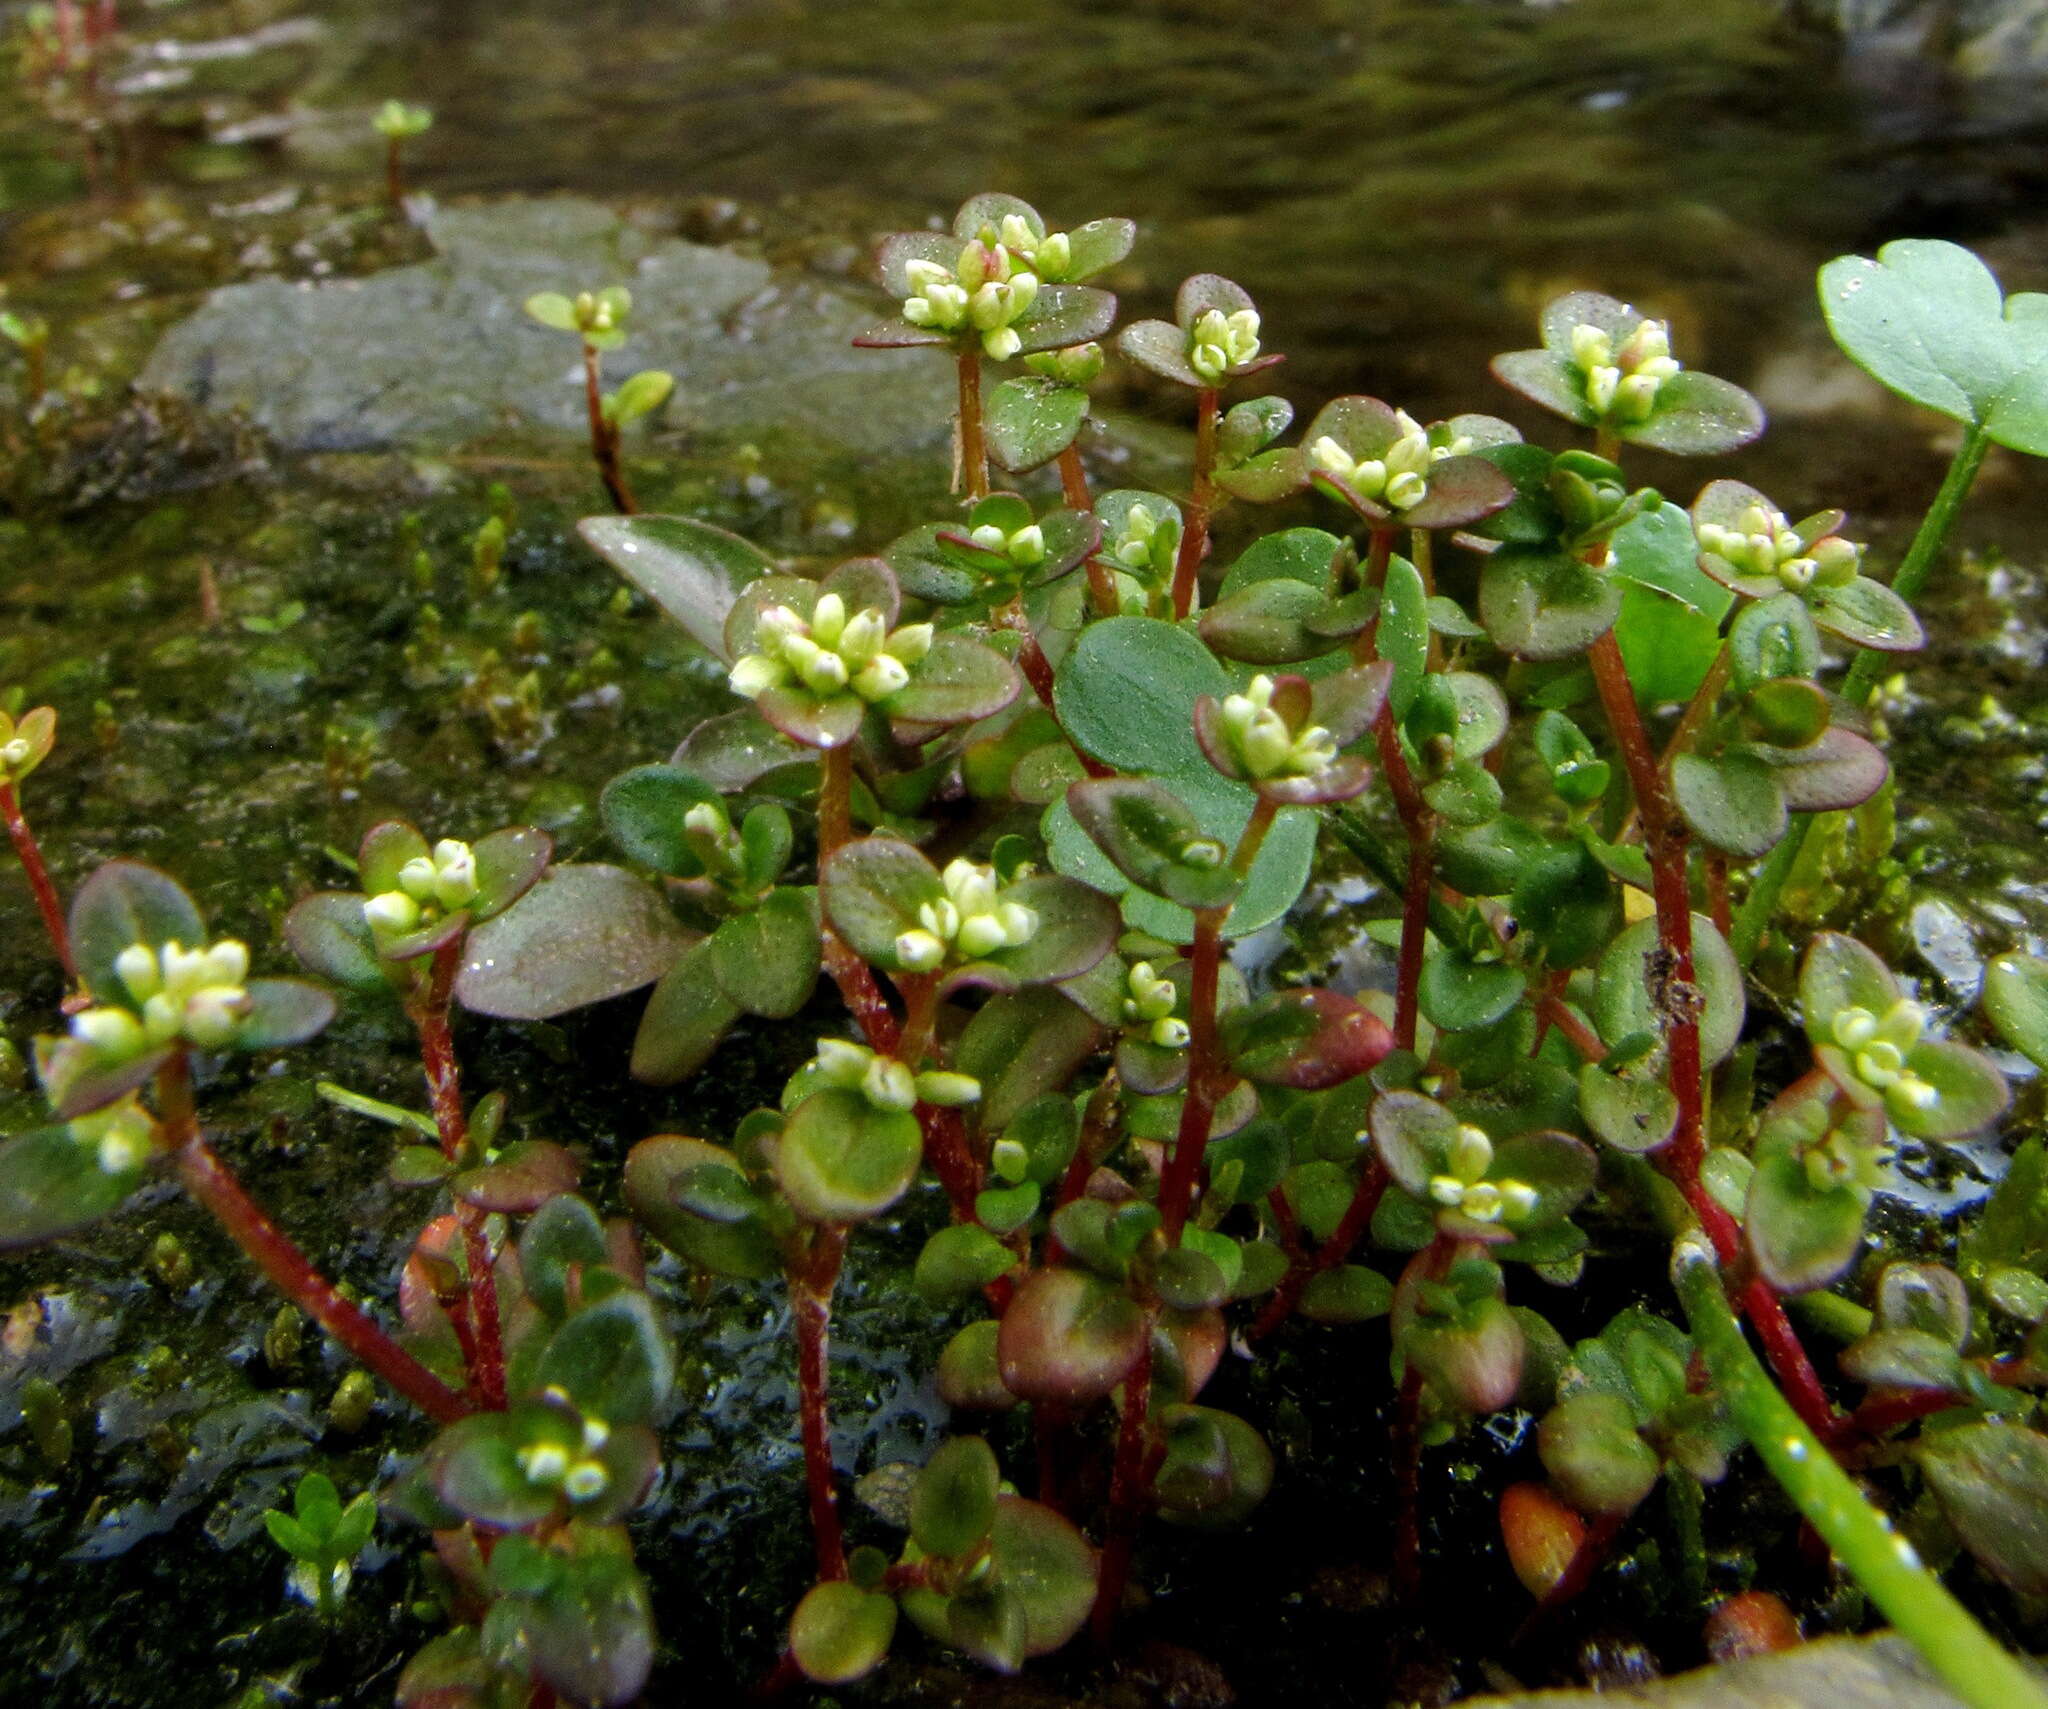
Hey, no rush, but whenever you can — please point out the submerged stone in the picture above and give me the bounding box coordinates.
[140,196,955,459]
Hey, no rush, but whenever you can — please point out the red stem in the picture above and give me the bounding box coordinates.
[957,348,988,501]
[1373,714,1432,1054]
[815,744,902,1054]
[1247,1157,1390,1341]
[1157,910,1223,1244]
[386,137,404,206]
[1169,388,1219,619]
[793,1227,850,1580]
[582,342,636,515]
[1,780,77,983]
[1088,1328,1156,1643]
[419,941,506,1411]
[162,1056,470,1426]
[1392,1363,1427,1600]
[1057,442,1092,511]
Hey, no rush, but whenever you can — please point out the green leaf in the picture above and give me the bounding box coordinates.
[0,1125,149,1251]
[1153,1405,1276,1529]
[1820,239,2048,454]
[955,986,1101,1130]
[623,1135,776,1278]
[1064,777,1244,911]
[1985,952,2048,1070]
[1299,1265,1394,1325]
[457,866,688,1020]
[1614,585,1722,706]
[534,1289,675,1426]
[1729,593,1821,688]
[916,1224,1017,1298]
[709,889,819,1018]
[1197,578,1336,664]
[577,515,778,660]
[820,838,943,967]
[520,1193,610,1320]
[1623,370,1764,456]
[1579,1061,1679,1154]
[472,827,553,921]
[1218,527,1344,597]
[1014,285,1117,355]
[600,765,720,877]
[1418,952,1525,1033]
[1745,1107,1870,1294]
[1671,751,1787,857]
[70,861,206,1009]
[1810,574,1926,652]
[911,1435,1000,1559]
[1918,1424,2048,1599]
[776,1087,922,1222]
[630,938,741,1084]
[283,892,387,994]
[1595,912,1746,1066]
[1798,931,1898,1042]
[524,292,579,332]
[996,1267,1147,1403]
[986,376,1087,472]
[1479,546,1620,660]
[604,369,672,427]
[1380,555,1429,720]
[1609,502,1733,619]
[790,1581,897,1686]
[887,633,1021,728]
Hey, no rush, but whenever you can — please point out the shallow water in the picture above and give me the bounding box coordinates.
[3,0,2048,1704]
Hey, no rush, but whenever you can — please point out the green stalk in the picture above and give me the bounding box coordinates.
[1733,424,1990,968]
[1674,1240,2048,1709]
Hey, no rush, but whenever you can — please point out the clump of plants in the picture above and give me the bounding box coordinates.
[7,208,2048,1709]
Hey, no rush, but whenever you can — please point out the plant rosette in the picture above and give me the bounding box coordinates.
[1491,291,1764,455]
[1371,1090,1596,1246]
[885,492,1101,606]
[1691,480,1924,652]
[39,862,335,1119]
[0,703,55,786]
[859,195,1122,360]
[284,820,553,989]
[1118,274,1283,390]
[525,286,632,350]
[1302,397,1517,531]
[1799,933,2009,1141]
[1192,666,1390,805]
[724,558,1019,747]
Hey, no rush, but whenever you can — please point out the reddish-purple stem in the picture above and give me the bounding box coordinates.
[1,780,76,984]
[1169,388,1218,619]
[794,1226,849,1580]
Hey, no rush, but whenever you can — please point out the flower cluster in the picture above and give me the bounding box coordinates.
[729,595,932,708]
[901,240,1040,360]
[1802,1109,1892,1195]
[72,939,252,1057]
[1831,999,1940,1120]
[1108,503,1179,584]
[0,705,53,786]
[1308,407,1447,511]
[1426,1124,1538,1225]
[1121,962,1190,1050]
[364,839,479,937]
[74,1099,156,1176]
[810,1038,980,1109]
[893,858,1040,972]
[994,213,1072,282]
[518,1404,615,1503]
[1187,306,1261,383]
[968,517,1046,568]
[1569,318,1680,423]
[1697,500,1862,595]
[1025,342,1103,386]
[1214,675,1338,781]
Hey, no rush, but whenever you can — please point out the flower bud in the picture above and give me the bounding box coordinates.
[728,653,788,699]
[563,1460,611,1501]
[143,993,183,1045]
[1385,470,1428,510]
[996,901,1039,947]
[983,326,1022,361]
[1876,998,1927,1051]
[1613,372,1661,421]
[520,1442,570,1484]
[1151,1017,1191,1050]
[810,593,847,648]
[970,524,1008,555]
[956,912,1009,960]
[1461,1182,1505,1222]
[72,1007,145,1057]
[398,856,439,902]
[815,1038,871,1085]
[1584,365,1620,415]
[115,944,162,1002]
[364,890,421,935]
[1238,713,1293,779]
[433,844,478,910]
[1035,231,1071,277]
[886,622,934,664]
[183,987,251,1050]
[894,929,946,972]
[916,1071,983,1107]
[798,648,850,696]
[1810,535,1862,587]
[1831,1007,1877,1050]
[1569,324,1613,372]
[918,898,961,941]
[862,1055,918,1112]
[1007,524,1046,566]
[1450,1123,1494,1182]
[683,801,729,841]
[97,1122,151,1175]
[852,654,910,701]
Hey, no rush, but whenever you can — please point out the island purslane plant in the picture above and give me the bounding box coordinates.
[6,208,2048,1709]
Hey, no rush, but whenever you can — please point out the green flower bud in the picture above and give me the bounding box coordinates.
[915,1071,983,1107]
[563,1460,611,1501]
[815,1039,872,1085]
[71,1007,145,1057]
[519,1441,570,1484]
[115,944,162,1002]
[1151,1017,1191,1050]
[894,929,946,973]
[728,653,790,699]
[364,890,420,935]
[862,1055,918,1112]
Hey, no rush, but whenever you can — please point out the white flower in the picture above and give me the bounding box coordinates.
[1187,307,1260,382]
[1572,316,1681,421]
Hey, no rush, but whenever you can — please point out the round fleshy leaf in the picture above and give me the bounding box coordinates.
[1797,932,1899,1044]
[757,687,865,751]
[1225,987,1392,1090]
[673,707,812,793]
[1116,317,1198,386]
[776,1087,921,1223]
[1538,1390,1659,1517]
[971,874,1116,987]
[70,861,206,1009]
[1402,454,1516,531]
[1369,1090,1461,1198]
[1578,1060,1679,1155]
[600,766,720,878]
[996,1267,1147,1403]
[1898,1038,2011,1141]
[452,1139,581,1215]
[42,1039,173,1121]
[623,1135,775,1278]
[430,1413,562,1530]
[1985,952,2048,1071]
[1490,349,1596,426]
[1064,777,1244,912]
[821,839,944,967]
[1479,545,1621,660]
[630,939,740,1085]
[1917,1423,2048,1601]
[1014,285,1117,356]
[1595,912,1745,1066]
[1745,1104,1871,1294]
[0,1124,151,1251]
[456,866,689,1020]
[1418,952,1525,1034]
[360,821,430,897]
[886,633,1021,728]
[874,229,959,296]
[472,827,554,921]
[1493,1131,1598,1229]
[954,987,1102,1131]
[987,376,1086,472]
[577,516,777,661]
[1671,751,1787,857]
[709,889,820,1018]
[1729,593,1822,688]
[283,892,387,994]
[912,1435,1000,1559]
[1197,579,1333,664]
[235,980,337,1051]
[791,1581,897,1686]
[1623,371,1764,456]
[1153,1405,1275,1530]
[1810,575,1926,652]
[884,523,979,605]
[533,1289,675,1426]
[1757,727,1889,813]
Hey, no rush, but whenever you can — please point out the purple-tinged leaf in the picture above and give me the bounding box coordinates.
[1014,286,1117,356]
[474,827,553,921]
[1118,319,1200,387]
[284,892,387,993]
[457,865,689,1020]
[1625,371,1765,456]
[70,862,206,1008]
[1489,349,1596,426]
[453,1140,582,1214]
[235,980,337,1050]
[577,515,776,660]
[1759,727,1890,812]
[885,634,1021,728]
[874,230,960,296]
[0,1124,151,1249]
[1811,575,1926,652]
